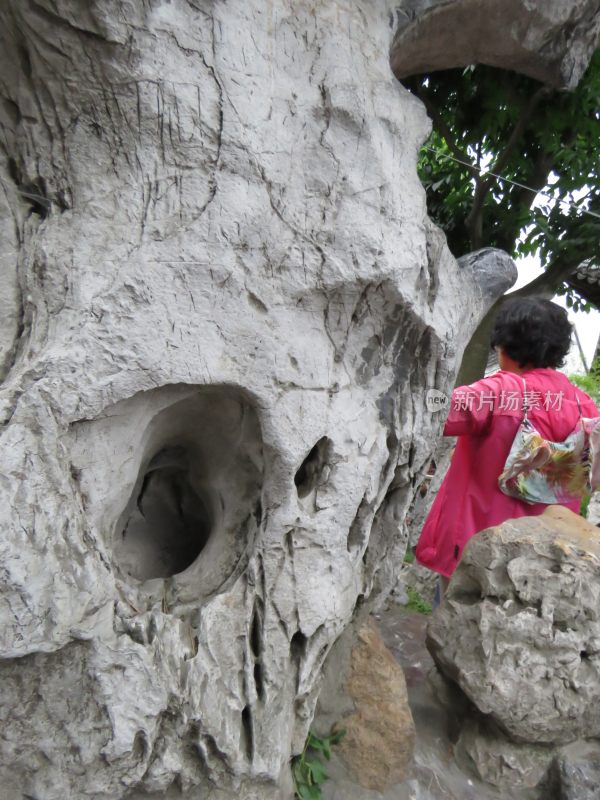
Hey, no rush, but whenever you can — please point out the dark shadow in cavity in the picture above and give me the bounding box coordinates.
[120,446,212,580]
[294,436,332,499]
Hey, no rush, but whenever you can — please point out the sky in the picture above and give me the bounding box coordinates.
[510,254,599,374]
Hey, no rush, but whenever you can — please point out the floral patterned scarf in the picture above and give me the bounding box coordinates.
[498,377,600,505]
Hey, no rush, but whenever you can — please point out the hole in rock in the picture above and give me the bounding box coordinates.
[119,446,212,580]
[254,662,264,700]
[241,705,254,761]
[294,436,332,499]
[250,602,263,658]
[290,630,307,662]
[112,386,264,588]
[132,730,148,761]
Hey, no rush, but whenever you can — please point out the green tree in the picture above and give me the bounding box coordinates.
[402,51,600,383]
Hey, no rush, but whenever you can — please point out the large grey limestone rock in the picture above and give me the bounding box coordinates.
[0,1,516,797]
[428,506,600,746]
[550,741,600,800]
[391,0,600,89]
[455,714,556,792]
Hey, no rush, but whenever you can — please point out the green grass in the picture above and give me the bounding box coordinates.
[406,586,433,615]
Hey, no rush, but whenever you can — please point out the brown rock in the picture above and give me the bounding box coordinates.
[335,621,416,792]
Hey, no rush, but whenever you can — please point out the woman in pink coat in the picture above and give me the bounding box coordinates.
[416,296,599,586]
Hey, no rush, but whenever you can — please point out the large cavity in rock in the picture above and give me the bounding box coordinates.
[116,445,213,580]
[110,387,263,592]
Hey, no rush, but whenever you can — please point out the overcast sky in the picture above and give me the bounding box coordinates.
[510,254,599,373]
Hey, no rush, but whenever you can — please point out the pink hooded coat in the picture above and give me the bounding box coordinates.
[416,368,599,578]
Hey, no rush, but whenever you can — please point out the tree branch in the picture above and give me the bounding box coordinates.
[465,85,552,249]
[495,149,555,252]
[456,253,587,386]
[512,255,584,298]
[414,87,478,177]
[490,86,551,178]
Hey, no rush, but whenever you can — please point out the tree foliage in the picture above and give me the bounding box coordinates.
[403,51,600,312]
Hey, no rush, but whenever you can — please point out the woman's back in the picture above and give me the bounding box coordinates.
[417,295,599,580]
[416,367,598,578]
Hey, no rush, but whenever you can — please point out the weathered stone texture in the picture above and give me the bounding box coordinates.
[588,491,600,526]
[550,741,600,800]
[455,715,555,791]
[334,622,416,791]
[392,0,600,89]
[0,1,516,797]
[428,507,600,746]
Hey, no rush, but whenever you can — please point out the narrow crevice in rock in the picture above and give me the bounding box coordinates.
[250,600,265,700]
[132,730,148,762]
[290,630,307,665]
[250,601,263,659]
[241,705,254,763]
[7,156,52,218]
[253,662,264,702]
[294,436,332,499]
[347,492,372,553]
[0,284,26,385]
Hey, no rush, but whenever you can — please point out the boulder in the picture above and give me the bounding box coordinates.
[587,491,600,526]
[391,0,600,89]
[333,622,416,792]
[456,715,555,791]
[549,741,600,800]
[0,1,515,797]
[428,506,600,745]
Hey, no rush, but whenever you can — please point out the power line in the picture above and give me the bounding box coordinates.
[423,146,600,221]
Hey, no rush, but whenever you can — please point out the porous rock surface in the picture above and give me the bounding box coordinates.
[391,0,600,89]
[454,714,556,791]
[330,622,416,792]
[0,1,518,797]
[428,506,600,747]
[550,740,600,800]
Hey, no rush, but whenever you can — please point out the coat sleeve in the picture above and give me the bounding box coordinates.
[443,374,502,436]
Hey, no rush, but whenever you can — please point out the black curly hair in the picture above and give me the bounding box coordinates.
[490,296,573,369]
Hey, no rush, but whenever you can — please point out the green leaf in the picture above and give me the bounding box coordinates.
[306,758,328,785]
[404,49,600,308]
[293,758,310,786]
[293,729,345,799]
[298,785,322,800]
[406,586,433,614]
[307,734,327,752]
